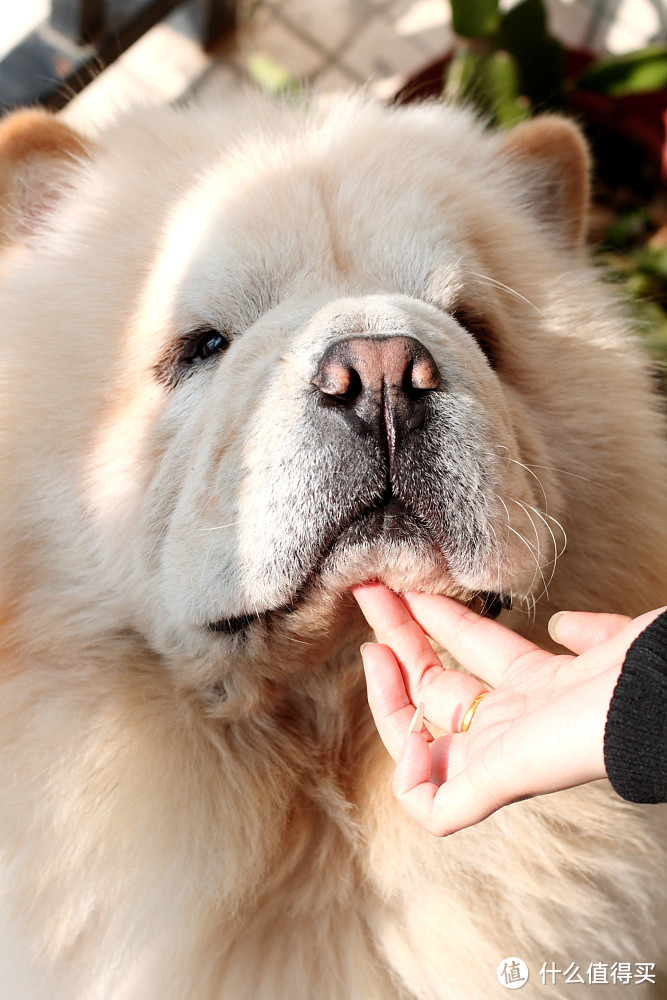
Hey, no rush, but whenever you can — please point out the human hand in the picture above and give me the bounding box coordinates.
[352,583,665,836]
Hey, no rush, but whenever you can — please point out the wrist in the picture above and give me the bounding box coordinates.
[575,665,622,784]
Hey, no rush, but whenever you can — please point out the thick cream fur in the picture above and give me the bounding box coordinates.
[0,93,665,1000]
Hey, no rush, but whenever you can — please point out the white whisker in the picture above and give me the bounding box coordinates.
[504,456,550,512]
[197,520,242,532]
[145,521,169,572]
[521,462,623,499]
[509,497,558,601]
[493,490,547,606]
[470,271,546,318]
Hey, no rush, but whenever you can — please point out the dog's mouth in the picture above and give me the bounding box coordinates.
[207,495,512,637]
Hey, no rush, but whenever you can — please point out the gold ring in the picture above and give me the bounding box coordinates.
[460,691,489,733]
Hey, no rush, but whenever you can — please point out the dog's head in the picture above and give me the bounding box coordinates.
[0,95,592,682]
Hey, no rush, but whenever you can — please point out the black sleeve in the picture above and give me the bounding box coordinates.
[603,608,667,804]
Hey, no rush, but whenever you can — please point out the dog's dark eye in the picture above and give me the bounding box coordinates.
[153,327,231,389]
[192,330,227,361]
[452,307,499,369]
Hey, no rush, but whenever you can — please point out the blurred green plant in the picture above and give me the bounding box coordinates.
[599,231,667,379]
[577,45,667,96]
[446,0,667,119]
[445,0,667,384]
[246,51,300,97]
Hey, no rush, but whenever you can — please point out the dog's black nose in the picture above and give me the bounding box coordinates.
[312,335,440,464]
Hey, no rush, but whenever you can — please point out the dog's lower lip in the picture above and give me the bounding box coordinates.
[207,589,512,635]
[471,591,513,619]
[207,603,295,635]
[207,615,255,635]
[206,499,513,634]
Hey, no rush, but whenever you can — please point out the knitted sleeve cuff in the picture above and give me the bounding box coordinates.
[603,609,667,804]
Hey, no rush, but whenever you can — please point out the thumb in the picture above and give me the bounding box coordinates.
[548,611,632,654]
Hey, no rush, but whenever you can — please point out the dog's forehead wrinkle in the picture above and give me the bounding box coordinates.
[143,166,478,359]
[154,115,474,331]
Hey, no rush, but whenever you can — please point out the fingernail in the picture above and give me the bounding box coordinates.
[360,642,374,655]
[401,701,425,754]
[548,611,566,642]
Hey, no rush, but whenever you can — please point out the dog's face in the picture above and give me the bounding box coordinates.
[0,97,589,681]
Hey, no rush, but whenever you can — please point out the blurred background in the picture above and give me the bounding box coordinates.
[3,0,666,109]
[1,0,666,377]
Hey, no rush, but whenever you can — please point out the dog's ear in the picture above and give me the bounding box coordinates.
[0,109,93,245]
[499,116,591,250]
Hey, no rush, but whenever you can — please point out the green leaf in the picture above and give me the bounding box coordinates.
[576,45,667,96]
[598,242,667,386]
[443,49,529,127]
[485,51,529,126]
[443,49,490,107]
[603,209,649,250]
[635,245,667,280]
[451,0,500,39]
[485,50,519,98]
[494,96,530,126]
[517,38,565,107]
[497,0,565,106]
[633,301,667,380]
[499,0,548,46]
[627,270,660,298]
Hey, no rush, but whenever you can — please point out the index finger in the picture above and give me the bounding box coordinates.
[401,591,545,686]
[353,583,494,732]
[351,582,445,700]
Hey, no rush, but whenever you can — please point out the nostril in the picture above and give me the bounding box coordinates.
[335,367,362,403]
[313,359,363,404]
[403,353,441,399]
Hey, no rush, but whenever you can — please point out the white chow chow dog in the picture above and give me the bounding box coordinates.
[0,92,665,1000]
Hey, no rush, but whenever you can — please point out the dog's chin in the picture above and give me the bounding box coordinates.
[318,536,455,598]
[302,538,511,620]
